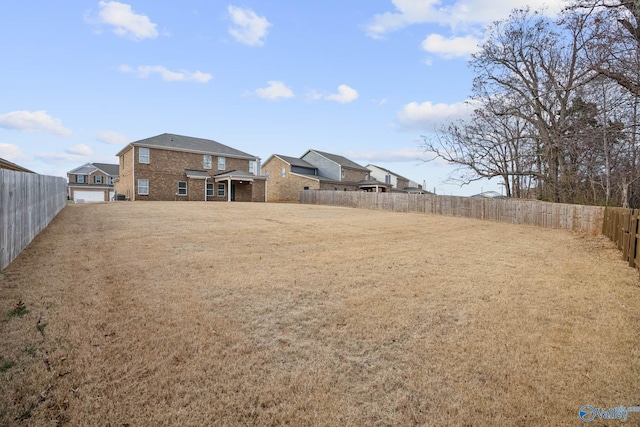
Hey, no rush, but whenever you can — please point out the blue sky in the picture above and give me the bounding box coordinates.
[0,0,562,196]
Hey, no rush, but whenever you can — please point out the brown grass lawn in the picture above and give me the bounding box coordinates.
[0,202,639,426]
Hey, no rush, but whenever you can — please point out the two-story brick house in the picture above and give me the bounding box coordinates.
[67,162,119,202]
[114,133,265,202]
[261,150,390,202]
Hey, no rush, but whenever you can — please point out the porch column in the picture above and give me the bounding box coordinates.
[227,177,231,202]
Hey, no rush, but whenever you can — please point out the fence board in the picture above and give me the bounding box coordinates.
[300,191,605,235]
[0,169,67,270]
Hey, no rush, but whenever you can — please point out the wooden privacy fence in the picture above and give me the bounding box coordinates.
[0,169,67,270]
[300,191,605,235]
[602,207,640,274]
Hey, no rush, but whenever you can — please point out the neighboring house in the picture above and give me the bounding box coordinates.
[0,157,34,173]
[262,150,389,202]
[366,164,411,191]
[114,133,265,202]
[67,162,119,202]
[471,190,508,199]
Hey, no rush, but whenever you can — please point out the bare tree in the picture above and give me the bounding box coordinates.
[421,93,539,197]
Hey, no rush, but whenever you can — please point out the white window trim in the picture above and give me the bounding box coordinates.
[249,161,256,174]
[281,167,286,177]
[217,183,225,197]
[77,175,85,183]
[137,179,149,195]
[206,183,214,197]
[94,176,103,184]
[203,155,212,169]
[178,181,187,196]
[139,147,150,164]
[218,157,226,170]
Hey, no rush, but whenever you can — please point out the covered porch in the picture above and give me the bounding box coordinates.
[213,170,266,202]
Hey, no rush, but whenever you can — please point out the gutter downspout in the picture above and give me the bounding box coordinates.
[204,176,208,201]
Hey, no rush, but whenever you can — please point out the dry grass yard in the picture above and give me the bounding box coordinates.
[1,202,639,426]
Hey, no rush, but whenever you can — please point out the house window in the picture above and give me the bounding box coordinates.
[178,181,187,196]
[385,174,391,184]
[108,176,114,185]
[203,155,212,169]
[365,172,370,180]
[281,167,286,177]
[76,175,85,183]
[249,161,256,174]
[303,186,309,190]
[206,183,214,197]
[265,170,270,178]
[94,176,103,184]
[218,157,226,170]
[217,183,225,197]
[139,147,150,164]
[137,179,149,195]
[341,169,346,179]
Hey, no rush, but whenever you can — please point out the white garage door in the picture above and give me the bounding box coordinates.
[74,190,105,203]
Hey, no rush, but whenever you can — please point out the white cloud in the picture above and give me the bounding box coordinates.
[421,34,481,58]
[97,130,129,145]
[36,144,93,163]
[325,85,359,104]
[93,1,158,41]
[397,100,475,129]
[0,143,26,162]
[365,0,563,38]
[343,147,425,162]
[305,89,323,101]
[255,81,294,100]
[119,65,212,83]
[228,6,271,46]
[0,110,73,136]
[67,144,92,156]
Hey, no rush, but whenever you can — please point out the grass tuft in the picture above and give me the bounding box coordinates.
[0,360,16,373]
[7,300,28,319]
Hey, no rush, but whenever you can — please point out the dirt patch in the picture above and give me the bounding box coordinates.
[1,202,638,425]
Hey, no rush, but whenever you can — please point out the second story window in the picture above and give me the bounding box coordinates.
[281,167,286,177]
[341,169,346,179]
[77,175,85,183]
[203,155,212,169]
[139,147,150,164]
[218,157,226,170]
[94,176,103,184]
[249,161,256,174]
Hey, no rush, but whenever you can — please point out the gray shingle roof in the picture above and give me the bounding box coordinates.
[309,150,368,171]
[214,169,266,180]
[291,172,339,183]
[275,154,316,169]
[93,163,119,176]
[123,133,258,159]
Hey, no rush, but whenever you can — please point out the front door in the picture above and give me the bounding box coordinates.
[230,183,236,201]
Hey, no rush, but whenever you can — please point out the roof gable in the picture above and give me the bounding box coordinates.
[119,133,258,159]
[366,164,409,181]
